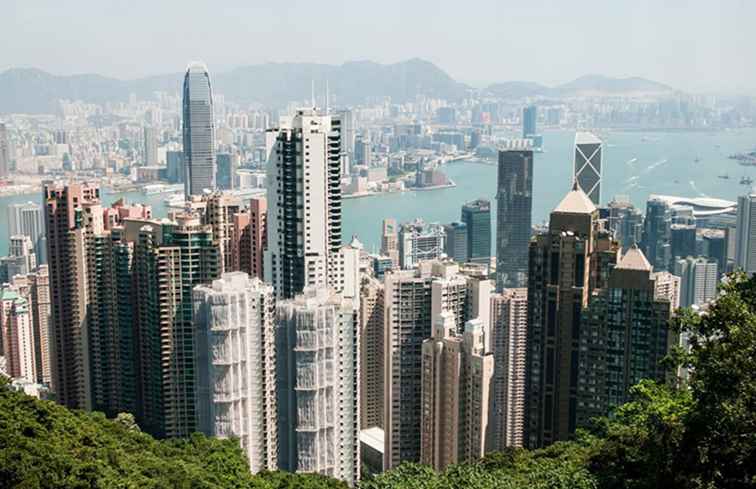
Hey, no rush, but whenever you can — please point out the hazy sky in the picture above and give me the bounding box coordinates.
[4,0,755,94]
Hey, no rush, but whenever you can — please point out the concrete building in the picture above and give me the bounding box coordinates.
[193,272,277,473]
[183,62,216,195]
[735,192,756,275]
[133,212,220,438]
[380,219,399,267]
[526,184,619,448]
[8,201,44,261]
[9,235,36,272]
[573,132,603,206]
[490,288,528,449]
[398,220,445,269]
[29,265,51,385]
[216,153,238,190]
[642,197,673,272]
[0,122,9,178]
[143,126,158,166]
[1,287,36,381]
[606,197,643,251]
[383,260,492,469]
[443,221,468,264]
[461,199,491,266]
[203,192,242,274]
[496,147,533,290]
[360,276,384,430]
[276,287,360,486]
[420,314,494,471]
[264,109,344,299]
[522,105,537,138]
[578,247,674,426]
[674,256,718,308]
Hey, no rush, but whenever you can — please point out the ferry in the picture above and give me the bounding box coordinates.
[718,174,730,180]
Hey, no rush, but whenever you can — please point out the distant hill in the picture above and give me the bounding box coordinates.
[0,59,469,114]
[0,61,677,114]
[485,74,675,99]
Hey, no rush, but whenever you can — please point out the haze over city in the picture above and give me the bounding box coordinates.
[3,0,756,94]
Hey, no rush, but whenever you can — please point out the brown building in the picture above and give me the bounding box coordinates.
[525,184,618,448]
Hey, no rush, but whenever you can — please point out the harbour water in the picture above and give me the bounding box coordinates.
[2,129,755,255]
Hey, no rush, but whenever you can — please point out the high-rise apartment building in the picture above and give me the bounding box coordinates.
[203,192,241,274]
[183,62,216,195]
[735,192,756,275]
[673,256,718,308]
[249,197,267,279]
[573,132,603,206]
[496,147,533,290]
[383,260,492,469]
[44,182,101,410]
[577,246,674,426]
[1,284,36,381]
[522,105,537,138]
[420,314,494,471]
[264,109,343,299]
[193,272,277,473]
[360,276,384,430]
[276,287,360,485]
[8,201,44,261]
[490,288,528,449]
[29,265,51,385]
[380,219,399,267]
[526,185,618,448]
[133,212,220,438]
[143,126,158,166]
[0,122,9,178]
[443,221,468,263]
[461,199,491,265]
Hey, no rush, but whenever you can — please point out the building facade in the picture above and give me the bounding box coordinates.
[461,199,491,265]
[573,132,603,206]
[183,62,216,195]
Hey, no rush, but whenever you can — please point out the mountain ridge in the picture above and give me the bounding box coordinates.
[0,60,676,114]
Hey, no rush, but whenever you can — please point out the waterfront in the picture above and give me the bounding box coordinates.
[2,128,755,255]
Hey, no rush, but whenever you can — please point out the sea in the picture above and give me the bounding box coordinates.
[1,128,755,255]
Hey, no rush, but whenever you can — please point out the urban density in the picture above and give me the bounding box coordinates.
[1,4,756,487]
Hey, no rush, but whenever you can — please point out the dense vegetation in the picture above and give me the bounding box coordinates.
[1,274,754,488]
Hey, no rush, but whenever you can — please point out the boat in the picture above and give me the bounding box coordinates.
[740,176,753,186]
[718,174,730,180]
[694,157,701,163]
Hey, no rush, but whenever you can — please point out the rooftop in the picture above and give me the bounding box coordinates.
[616,245,652,272]
[575,131,603,145]
[553,183,597,214]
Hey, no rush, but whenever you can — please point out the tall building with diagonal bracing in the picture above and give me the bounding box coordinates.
[573,132,603,206]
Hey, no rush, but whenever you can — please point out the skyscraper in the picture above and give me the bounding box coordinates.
[264,109,343,299]
[193,272,277,473]
[641,197,672,271]
[203,192,242,274]
[606,197,643,251]
[496,147,534,290]
[573,132,603,206]
[735,192,756,275]
[673,256,718,308]
[383,260,492,469]
[461,199,491,265]
[525,184,618,448]
[276,287,359,485]
[398,220,445,269]
[380,218,399,267]
[443,221,468,263]
[0,122,9,178]
[490,288,528,449]
[8,201,44,262]
[143,126,158,166]
[183,62,216,196]
[577,246,674,427]
[216,152,238,190]
[44,182,101,410]
[420,314,494,471]
[360,276,385,430]
[522,105,537,138]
